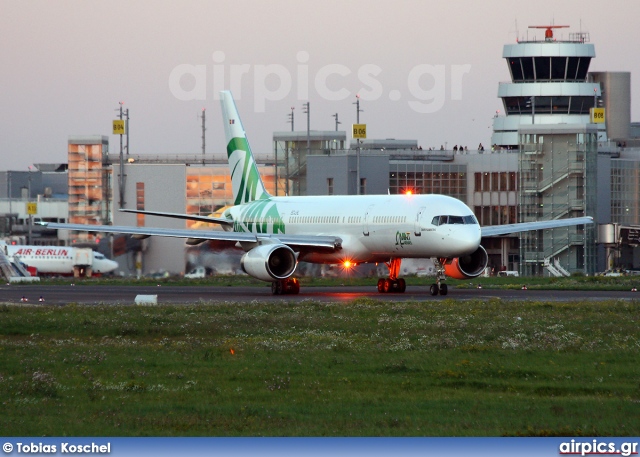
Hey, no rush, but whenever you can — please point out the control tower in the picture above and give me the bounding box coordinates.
[492,25,602,149]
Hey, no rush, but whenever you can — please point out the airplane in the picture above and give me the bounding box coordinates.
[0,241,118,277]
[39,91,592,295]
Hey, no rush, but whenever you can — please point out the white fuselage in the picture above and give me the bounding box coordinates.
[4,245,118,275]
[225,193,481,264]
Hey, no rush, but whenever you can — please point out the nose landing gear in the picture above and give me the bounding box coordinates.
[429,258,448,295]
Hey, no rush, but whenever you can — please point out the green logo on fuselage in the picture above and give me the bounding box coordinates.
[233,199,285,235]
[396,231,412,246]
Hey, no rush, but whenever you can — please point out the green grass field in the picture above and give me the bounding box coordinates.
[1,298,639,436]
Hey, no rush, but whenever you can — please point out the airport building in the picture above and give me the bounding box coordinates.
[0,165,68,244]
[2,24,640,277]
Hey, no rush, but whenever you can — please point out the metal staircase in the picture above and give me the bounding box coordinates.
[0,251,40,283]
[543,257,570,277]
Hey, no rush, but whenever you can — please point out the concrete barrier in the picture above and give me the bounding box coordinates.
[134,294,158,305]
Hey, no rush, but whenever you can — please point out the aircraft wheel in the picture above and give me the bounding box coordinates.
[439,284,448,296]
[430,284,439,296]
[398,278,406,293]
[271,281,283,295]
[383,278,392,293]
[377,278,385,293]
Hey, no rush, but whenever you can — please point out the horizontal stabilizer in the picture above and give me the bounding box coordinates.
[119,209,233,227]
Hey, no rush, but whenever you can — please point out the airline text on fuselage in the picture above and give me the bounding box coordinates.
[14,248,69,257]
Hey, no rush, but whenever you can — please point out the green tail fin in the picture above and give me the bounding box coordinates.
[220,91,270,205]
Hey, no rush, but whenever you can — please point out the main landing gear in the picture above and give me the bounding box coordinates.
[377,258,407,293]
[271,277,300,295]
[429,258,448,296]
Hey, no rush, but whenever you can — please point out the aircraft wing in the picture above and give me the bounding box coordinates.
[119,209,233,227]
[38,222,342,250]
[481,216,593,237]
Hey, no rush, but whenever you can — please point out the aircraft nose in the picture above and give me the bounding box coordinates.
[449,226,481,254]
[106,259,119,272]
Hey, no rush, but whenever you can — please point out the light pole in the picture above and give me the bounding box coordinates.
[8,171,11,216]
[302,102,310,156]
[288,106,295,132]
[27,166,32,245]
[526,96,536,124]
[201,108,206,165]
[332,113,341,131]
[353,95,363,194]
[116,102,128,208]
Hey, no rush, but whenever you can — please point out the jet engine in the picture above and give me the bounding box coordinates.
[240,244,297,282]
[442,245,488,279]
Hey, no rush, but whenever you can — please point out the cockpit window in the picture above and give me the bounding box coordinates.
[432,214,478,226]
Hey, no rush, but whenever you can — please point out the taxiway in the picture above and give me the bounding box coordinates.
[0,283,637,305]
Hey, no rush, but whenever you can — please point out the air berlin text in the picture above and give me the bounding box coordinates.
[14,248,69,256]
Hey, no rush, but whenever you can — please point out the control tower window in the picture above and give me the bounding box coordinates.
[504,97,524,115]
[510,56,591,82]
[551,57,566,80]
[535,96,552,114]
[568,96,591,115]
[534,57,551,80]
[576,57,591,81]
[503,96,590,115]
[566,57,579,80]
[521,57,535,81]
[551,96,569,113]
[509,59,524,81]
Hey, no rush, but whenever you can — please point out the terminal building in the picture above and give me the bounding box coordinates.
[2,24,640,277]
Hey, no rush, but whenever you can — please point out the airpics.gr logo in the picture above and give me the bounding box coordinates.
[396,231,412,247]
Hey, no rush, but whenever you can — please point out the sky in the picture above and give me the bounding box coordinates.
[1,0,639,171]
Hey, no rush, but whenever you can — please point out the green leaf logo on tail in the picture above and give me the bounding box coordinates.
[221,91,270,205]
